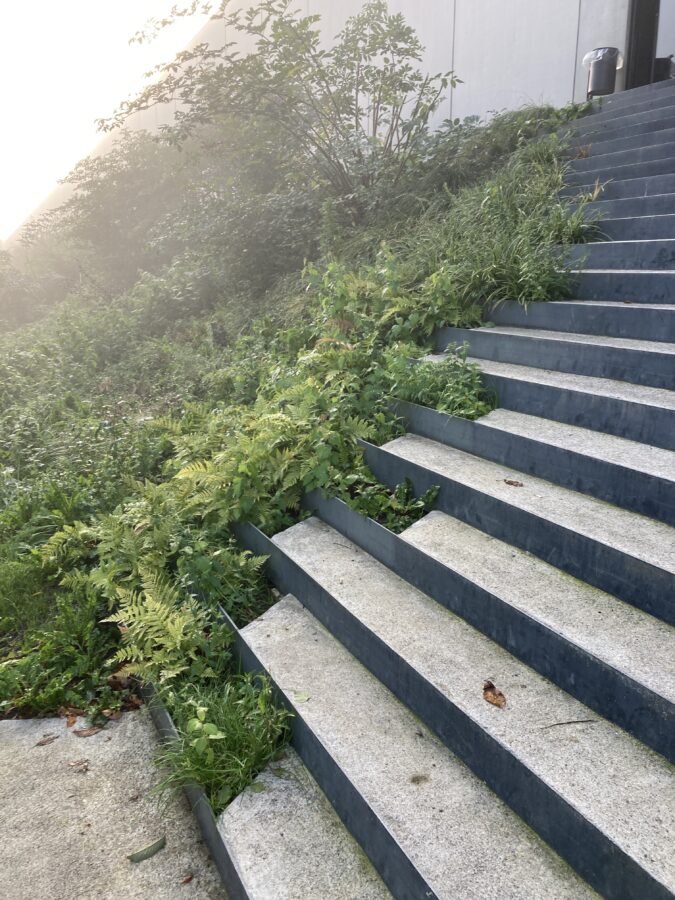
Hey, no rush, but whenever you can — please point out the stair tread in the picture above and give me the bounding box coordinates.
[380,433,675,573]
[217,747,391,900]
[272,520,675,893]
[461,326,675,354]
[467,356,675,409]
[535,298,675,309]
[400,510,675,702]
[243,595,594,899]
[479,408,675,480]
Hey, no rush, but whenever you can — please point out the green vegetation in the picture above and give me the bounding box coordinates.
[0,1,592,809]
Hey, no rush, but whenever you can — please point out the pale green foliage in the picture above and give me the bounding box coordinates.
[103,569,231,684]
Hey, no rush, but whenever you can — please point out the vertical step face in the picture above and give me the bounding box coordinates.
[241,596,595,900]
[563,173,675,200]
[470,357,675,451]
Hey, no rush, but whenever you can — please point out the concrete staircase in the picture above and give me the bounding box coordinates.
[220,80,675,899]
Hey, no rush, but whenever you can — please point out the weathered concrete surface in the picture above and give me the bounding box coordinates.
[0,709,226,900]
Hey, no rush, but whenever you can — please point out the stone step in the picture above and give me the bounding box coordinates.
[570,142,675,174]
[573,116,675,153]
[573,268,675,303]
[217,747,391,900]
[583,88,675,123]
[437,325,675,389]
[591,77,675,113]
[489,298,675,341]
[574,124,675,159]
[596,213,675,241]
[239,594,595,900]
[264,519,675,899]
[470,356,675,451]
[391,398,675,525]
[565,238,675,270]
[571,105,675,141]
[568,154,675,186]
[563,172,675,201]
[304,491,675,760]
[580,191,675,220]
[362,434,675,623]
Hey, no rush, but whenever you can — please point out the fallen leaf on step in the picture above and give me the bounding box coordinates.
[293,691,311,702]
[410,774,430,785]
[127,836,166,864]
[101,708,122,720]
[73,726,102,738]
[68,759,89,774]
[483,680,507,709]
[248,782,267,793]
[35,733,59,747]
[181,873,194,885]
[503,479,523,487]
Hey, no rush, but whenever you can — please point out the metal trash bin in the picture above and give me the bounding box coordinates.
[583,47,624,98]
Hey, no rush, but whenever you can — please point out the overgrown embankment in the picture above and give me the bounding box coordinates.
[0,1,593,814]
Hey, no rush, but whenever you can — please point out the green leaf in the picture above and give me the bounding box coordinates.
[127,835,166,864]
[248,782,267,793]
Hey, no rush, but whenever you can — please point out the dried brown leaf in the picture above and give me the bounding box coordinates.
[69,759,90,774]
[181,873,194,885]
[73,726,102,738]
[503,479,523,487]
[35,733,59,747]
[483,680,507,709]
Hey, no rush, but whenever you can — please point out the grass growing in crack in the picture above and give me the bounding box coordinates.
[155,676,291,814]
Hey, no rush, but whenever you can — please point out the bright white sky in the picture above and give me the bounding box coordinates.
[0,2,210,242]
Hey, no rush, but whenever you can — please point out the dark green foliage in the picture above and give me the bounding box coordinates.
[156,676,291,814]
[342,477,440,534]
[0,584,120,718]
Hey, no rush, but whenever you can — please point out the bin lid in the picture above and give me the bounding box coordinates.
[583,47,624,70]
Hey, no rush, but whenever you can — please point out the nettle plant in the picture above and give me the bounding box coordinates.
[105,0,458,221]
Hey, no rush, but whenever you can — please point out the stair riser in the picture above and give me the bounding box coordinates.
[394,397,675,526]
[227,577,435,900]
[479,369,675,451]
[580,192,675,220]
[574,270,675,303]
[568,156,675,185]
[305,490,675,760]
[572,108,675,140]
[563,173,675,200]
[235,520,672,900]
[362,440,674,624]
[490,300,675,342]
[595,78,675,111]
[585,91,675,123]
[575,125,675,158]
[570,142,675,174]
[437,327,674,388]
[565,239,675,271]
[572,117,675,150]
[597,214,675,241]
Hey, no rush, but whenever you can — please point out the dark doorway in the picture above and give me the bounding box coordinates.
[626,0,661,88]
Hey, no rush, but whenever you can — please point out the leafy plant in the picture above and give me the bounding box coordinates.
[156,676,291,813]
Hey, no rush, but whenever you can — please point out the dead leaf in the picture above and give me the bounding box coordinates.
[108,672,130,691]
[181,873,194,885]
[503,479,523,487]
[35,733,59,747]
[101,709,122,720]
[73,726,102,738]
[127,835,166,864]
[128,792,141,802]
[483,680,507,709]
[293,691,311,703]
[69,759,90,774]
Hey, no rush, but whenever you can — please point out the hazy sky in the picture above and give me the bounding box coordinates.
[0,2,210,242]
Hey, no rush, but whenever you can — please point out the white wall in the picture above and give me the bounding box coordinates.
[657,0,675,56]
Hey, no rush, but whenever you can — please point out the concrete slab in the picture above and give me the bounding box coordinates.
[0,710,225,900]
[272,519,675,896]
[218,748,390,900]
[242,596,595,899]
